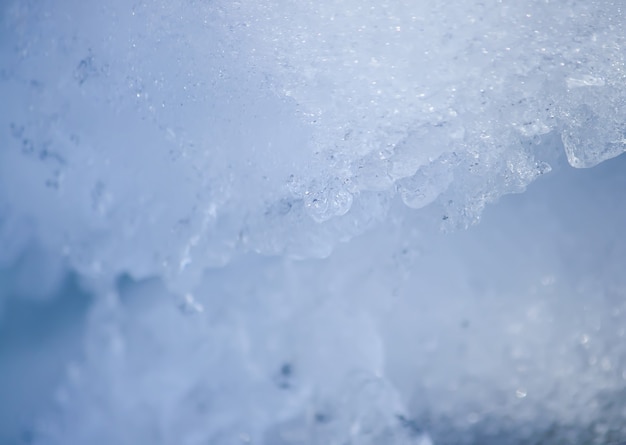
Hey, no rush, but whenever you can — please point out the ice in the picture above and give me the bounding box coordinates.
[3,0,626,285]
[1,0,626,444]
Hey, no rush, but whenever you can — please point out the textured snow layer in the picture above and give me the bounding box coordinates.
[2,0,626,290]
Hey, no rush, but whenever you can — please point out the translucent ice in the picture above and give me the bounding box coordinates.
[2,0,626,290]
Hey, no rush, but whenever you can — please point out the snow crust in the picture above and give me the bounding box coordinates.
[2,0,626,289]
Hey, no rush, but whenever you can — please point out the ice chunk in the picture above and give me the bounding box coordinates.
[561,103,626,168]
[2,0,625,286]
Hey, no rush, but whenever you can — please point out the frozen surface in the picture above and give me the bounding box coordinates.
[2,0,626,289]
[1,0,626,444]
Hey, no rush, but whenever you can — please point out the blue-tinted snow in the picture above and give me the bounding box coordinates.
[1,1,626,444]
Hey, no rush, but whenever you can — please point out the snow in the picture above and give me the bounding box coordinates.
[1,0,626,444]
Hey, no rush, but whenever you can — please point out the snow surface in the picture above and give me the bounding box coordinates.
[1,0,626,444]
